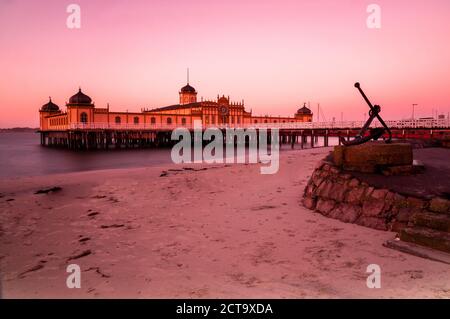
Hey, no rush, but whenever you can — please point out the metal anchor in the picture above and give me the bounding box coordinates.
[340,82,392,146]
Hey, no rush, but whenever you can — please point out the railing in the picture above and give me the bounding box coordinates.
[52,118,450,131]
[47,124,70,131]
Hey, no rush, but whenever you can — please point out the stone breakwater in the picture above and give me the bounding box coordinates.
[303,160,450,233]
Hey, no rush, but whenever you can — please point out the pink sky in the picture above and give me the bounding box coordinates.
[1,0,449,127]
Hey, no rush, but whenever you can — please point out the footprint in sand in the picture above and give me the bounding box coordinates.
[79,236,91,243]
[228,272,262,288]
[100,224,124,229]
[87,211,100,218]
[108,197,119,203]
[91,195,107,199]
[18,261,46,278]
[250,242,276,266]
[283,228,296,237]
[405,270,424,279]
[67,249,92,262]
[85,267,111,278]
[251,205,277,211]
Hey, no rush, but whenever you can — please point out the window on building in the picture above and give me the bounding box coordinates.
[167,117,172,125]
[181,118,187,126]
[264,120,268,123]
[151,117,156,124]
[80,112,88,123]
[134,116,139,124]
[205,115,209,124]
[254,120,258,123]
[211,116,215,124]
[274,120,277,123]
[231,116,234,124]
[237,117,240,124]
[115,116,121,124]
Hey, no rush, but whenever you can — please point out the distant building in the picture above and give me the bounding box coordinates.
[39,81,312,131]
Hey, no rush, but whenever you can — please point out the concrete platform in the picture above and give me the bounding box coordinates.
[334,141,413,173]
[349,148,450,199]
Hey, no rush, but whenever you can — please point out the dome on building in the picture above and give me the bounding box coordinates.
[41,97,60,112]
[180,84,196,93]
[69,88,92,105]
[218,95,229,105]
[297,103,312,114]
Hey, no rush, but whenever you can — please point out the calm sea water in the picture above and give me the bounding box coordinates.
[0,132,174,178]
[0,132,338,178]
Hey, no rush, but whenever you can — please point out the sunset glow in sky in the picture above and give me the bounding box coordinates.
[1,0,450,127]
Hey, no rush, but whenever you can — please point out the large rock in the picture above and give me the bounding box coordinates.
[333,142,413,173]
[362,199,386,217]
[429,197,450,214]
[304,183,315,197]
[316,199,336,215]
[412,211,450,232]
[303,197,316,210]
[356,216,387,230]
[345,186,366,205]
[328,183,347,202]
[315,180,333,198]
[371,189,389,200]
[396,207,416,222]
[311,171,324,187]
[335,203,361,223]
[389,221,408,232]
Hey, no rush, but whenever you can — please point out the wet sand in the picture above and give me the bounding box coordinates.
[0,148,449,298]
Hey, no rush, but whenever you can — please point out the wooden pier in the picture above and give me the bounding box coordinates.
[39,120,450,150]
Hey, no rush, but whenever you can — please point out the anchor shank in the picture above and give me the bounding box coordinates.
[357,113,376,138]
[355,84,377,113]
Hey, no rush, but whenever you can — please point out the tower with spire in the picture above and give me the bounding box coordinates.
[179,68,197,105]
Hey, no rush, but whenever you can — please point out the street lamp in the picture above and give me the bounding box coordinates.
[412,104,418,120]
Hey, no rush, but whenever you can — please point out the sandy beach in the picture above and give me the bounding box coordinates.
[0,148,449,298]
